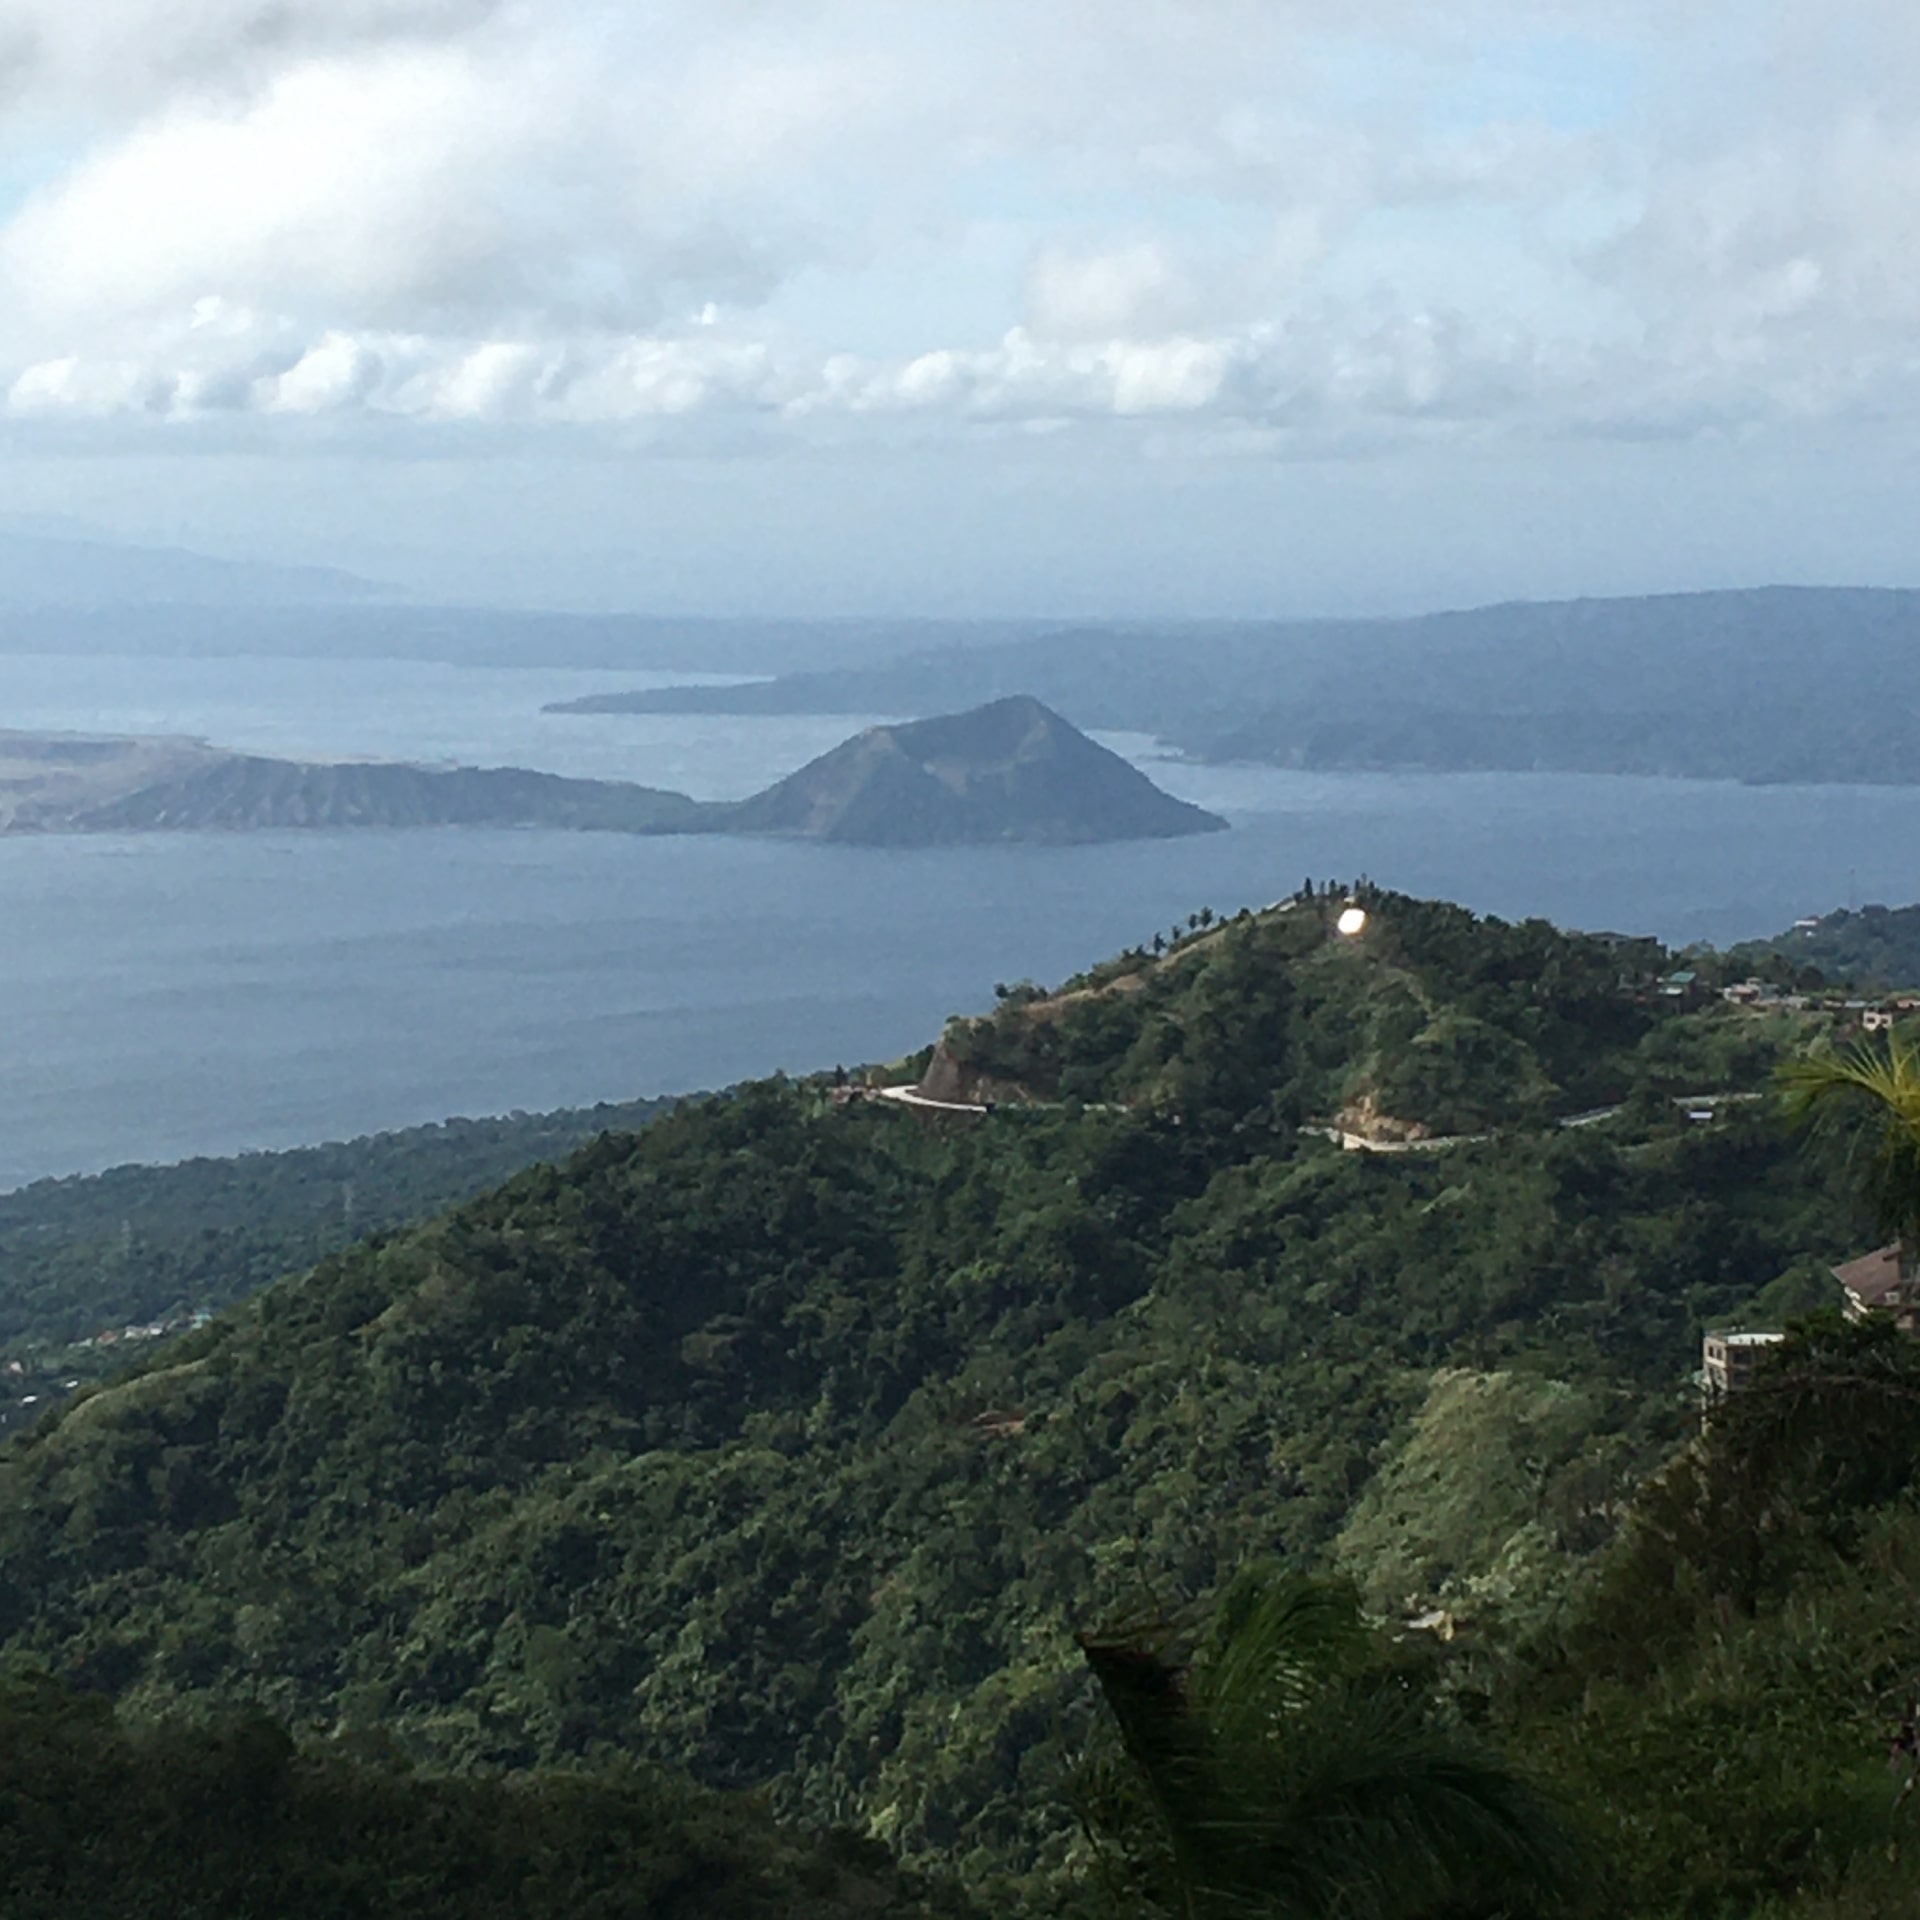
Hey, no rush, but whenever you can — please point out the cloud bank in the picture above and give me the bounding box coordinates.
[0,0,1915,455]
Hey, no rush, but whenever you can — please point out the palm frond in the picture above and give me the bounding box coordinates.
[1780,1032,1920,1128]
[1229,1677,1583,1920]
[1078,1612,1213,1896]
[1195,1568,1373,1739]
[1078,1570,1586,1920]
[1780,1033,1920,1250]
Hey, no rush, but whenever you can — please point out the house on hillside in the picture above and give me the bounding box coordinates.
[1701,1329,1786,1397]
[1834,1245,1920,1329]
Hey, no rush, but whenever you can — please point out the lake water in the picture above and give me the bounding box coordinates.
[3,650,1918,1191]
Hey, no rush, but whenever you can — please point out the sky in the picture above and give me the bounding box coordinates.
[0,0,1917,615]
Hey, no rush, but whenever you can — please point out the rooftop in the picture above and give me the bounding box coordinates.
[1834,1244,1916,1313]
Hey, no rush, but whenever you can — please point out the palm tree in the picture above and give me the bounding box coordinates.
[1075,1570,1582,1920]
[1780,1029,1920,1255]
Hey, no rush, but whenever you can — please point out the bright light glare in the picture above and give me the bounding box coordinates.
[1336,906,1368,936]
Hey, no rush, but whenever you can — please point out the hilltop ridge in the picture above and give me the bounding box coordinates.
[0,886,1868,1891]
[546,585,1920,785]
[1735,901,1920,991]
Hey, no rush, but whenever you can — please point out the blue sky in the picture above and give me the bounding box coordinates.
[0,0,1914,615]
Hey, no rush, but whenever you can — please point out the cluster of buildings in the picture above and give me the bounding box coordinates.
[1706,977,1918,1026]
[0,1309,218,1431]
[1702,1242,1919,1398]
[1697,946,1918,1394]
[69,1318,182,1350]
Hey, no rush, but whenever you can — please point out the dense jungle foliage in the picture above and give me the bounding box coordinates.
[0,888,1907,1915]
[0,1096,676,1352]
[1503,1313,1920,1917]
[0,1673,976,1919]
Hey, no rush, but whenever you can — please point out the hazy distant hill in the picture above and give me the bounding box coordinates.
[0,731,704,835]
[3,700,1217,845]
[720,695,1226,844]
[0,602,1050,674]
[548,622,1242,729]
[551,586,1920,785]
[0,530,386,607]
[73,754,708,834]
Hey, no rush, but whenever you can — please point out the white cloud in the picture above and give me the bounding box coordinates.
[4,51,507,327]
[0,0,1917,460]
[259,333,389,414]
[1607,118,1920,338]
[1025,242,1197,341]
[0,0,505,118]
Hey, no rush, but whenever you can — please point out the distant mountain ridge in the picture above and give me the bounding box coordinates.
[0,529,388,607]
[0,731,702,836]
[74,754,706,835]
[548,585,1920,785]
[0,698,1221,845]
[0,603,1053,673]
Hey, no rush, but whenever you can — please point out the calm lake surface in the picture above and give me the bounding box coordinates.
[3,650,1918,1190]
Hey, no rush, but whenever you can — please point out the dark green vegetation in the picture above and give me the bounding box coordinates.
[1738,903,1920,991]
[723,696,1224,844]
[1506,1314,1920,1918]
[0,1675,977,1919]
[557,585,1920,785]
[1079,1569,1583,1920]
[4,698,1217,845]
[0,1097,674,1429]
[0,890,1891,1917]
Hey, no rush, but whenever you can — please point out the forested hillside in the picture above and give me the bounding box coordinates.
[0,1096,674,1359]
[0,1675,979,1920]
[1736,902,1920,991]
[0,889,1879,1913]
[1504,1313,1920,1916]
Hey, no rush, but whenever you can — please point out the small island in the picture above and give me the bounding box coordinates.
[0,698,1225,847]
[721,696,1226,845]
